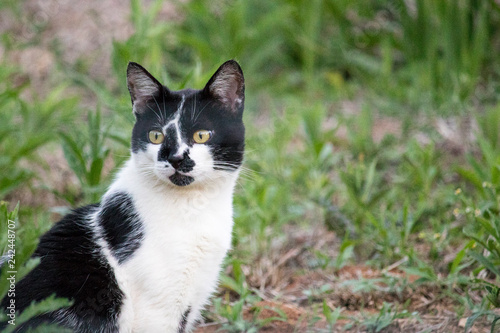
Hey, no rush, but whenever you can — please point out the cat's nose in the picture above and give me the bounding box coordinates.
[167,153,184,170]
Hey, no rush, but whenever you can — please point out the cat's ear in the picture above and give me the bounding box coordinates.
[203,60,245,115]
[127,62,164,114]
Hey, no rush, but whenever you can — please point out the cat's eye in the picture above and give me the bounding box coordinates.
[193,130,212,144]
[148,130,164,144]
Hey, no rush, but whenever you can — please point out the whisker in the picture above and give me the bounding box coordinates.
[162,90,168,121]
[152,95,165,123]
[191,94,197,122]
[146,103,163,126]
[212,163,256,178]
[213,162,254,171]
[193,101,212,124]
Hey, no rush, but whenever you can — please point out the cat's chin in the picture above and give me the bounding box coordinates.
[169,172,195,187]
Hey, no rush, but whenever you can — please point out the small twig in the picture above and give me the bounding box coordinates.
[414,297,439,310]
[382,256,408,273]
[196,321,221,328]
[260,248,303,291]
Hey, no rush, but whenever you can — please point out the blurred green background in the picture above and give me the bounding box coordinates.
[1,0,500,331]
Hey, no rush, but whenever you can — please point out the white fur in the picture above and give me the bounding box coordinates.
[163,99,189,160]
[103,104,239,332]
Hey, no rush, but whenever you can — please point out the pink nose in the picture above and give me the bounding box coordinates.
[167,154,184,169]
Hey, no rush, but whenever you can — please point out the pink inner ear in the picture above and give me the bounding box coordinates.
[128,74,160,102]
[226,81,242,111]
[210,71,244,113]
[127,63,164,114]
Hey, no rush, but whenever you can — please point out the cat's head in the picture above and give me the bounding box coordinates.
[126,60,245,188]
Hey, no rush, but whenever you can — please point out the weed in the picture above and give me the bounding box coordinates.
[388,0,494,109]
[358,302,418,333]
[113,0,177,83]
[176,0,293,89]
[0,62,77,199]
[303,284,333,303]
[311,235,354,270]
[322,300,344,331]
[59,108,114,204]
[0,203,71,331]
[212,260,285,332]
[212,296,287,333]
[465,308,500,333]
[456,105,500,316]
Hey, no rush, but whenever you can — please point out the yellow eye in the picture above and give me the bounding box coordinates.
[148,130,164,144]
[193,130,212,144]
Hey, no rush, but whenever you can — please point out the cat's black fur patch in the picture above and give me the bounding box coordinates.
[99,192,143,264]
[0,205,124,332]
[169,172,195,186]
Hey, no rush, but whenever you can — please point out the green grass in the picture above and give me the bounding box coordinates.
[2,0,500,331]
[0,64,78,200]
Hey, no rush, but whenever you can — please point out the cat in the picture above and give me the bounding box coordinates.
[1,60,245,332]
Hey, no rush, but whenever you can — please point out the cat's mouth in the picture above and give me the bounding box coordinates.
[169,172,195,186]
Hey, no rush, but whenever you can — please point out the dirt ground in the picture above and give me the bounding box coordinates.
[1,1,494,332]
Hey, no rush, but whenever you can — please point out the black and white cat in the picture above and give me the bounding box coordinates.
[1,60,245,332]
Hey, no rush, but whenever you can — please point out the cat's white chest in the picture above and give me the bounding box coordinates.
[115,180,235,332]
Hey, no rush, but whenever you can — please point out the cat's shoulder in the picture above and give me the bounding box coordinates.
[35,203,100,255]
